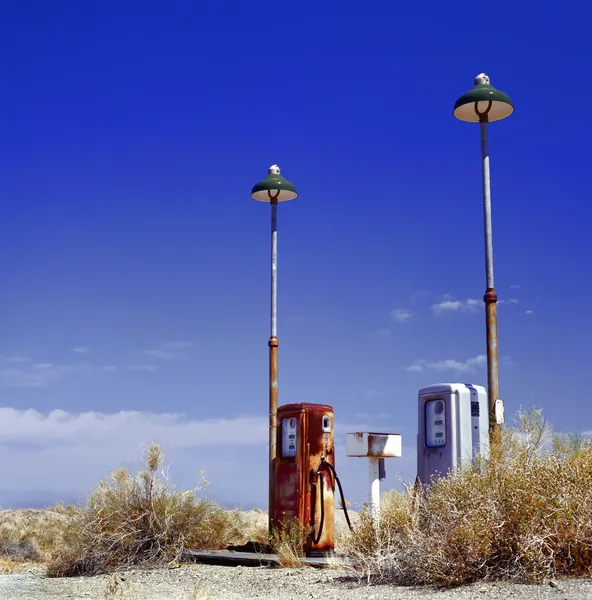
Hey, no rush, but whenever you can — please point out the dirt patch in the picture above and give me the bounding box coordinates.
[1,564,591,600]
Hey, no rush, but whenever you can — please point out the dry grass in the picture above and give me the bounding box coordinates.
[0,450,270,578]
[46,444,248,577]
[268,517,310,568]
[346,409,592,586]
[232,509,268,546]
[0,507,71,571]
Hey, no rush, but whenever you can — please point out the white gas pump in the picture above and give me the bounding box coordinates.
[417,383,489,485]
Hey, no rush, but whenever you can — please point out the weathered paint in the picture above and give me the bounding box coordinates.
[368,433,400,457]
[274,403,335,555]
[268,336,279,531]
[484,289,500,442]
[268,196,279,533]
[346,432,402,458]
[480,118,501,445]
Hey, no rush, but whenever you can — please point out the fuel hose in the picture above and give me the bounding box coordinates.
[311,457,353,545]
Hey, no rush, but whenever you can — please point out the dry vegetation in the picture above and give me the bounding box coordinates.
[268,517,310,568]
[0,444,266,577]
[346,409,592,586]
[46,444,260,576]
[1,409,590,589]
[0,505,73,572]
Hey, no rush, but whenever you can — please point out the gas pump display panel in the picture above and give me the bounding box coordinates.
[281,417,298,458]
[425,399,446,448]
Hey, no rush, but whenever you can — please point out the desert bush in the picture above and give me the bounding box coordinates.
[0,508,70,570]
[346,409,592,586]
[231,509,269,546]
[46,444,245,577]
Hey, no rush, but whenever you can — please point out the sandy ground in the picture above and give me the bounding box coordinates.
[1,563,591,600]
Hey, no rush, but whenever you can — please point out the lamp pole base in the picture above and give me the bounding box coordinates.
[268,336,279,533]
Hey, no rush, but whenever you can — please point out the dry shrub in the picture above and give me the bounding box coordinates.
[0,508,70,570]
[47,444,243,577]
[346,409,592,586]
[231,509,269,546]
[269,517,310,568]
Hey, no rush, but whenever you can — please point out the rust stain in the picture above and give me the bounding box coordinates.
[368,433,400,457]
[268,336,279,529]
[484,287,500,441]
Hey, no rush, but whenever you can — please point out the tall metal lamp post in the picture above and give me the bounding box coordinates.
[251,165,298,532]
[453,74,513,443]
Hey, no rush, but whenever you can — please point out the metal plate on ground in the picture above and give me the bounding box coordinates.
[184,549,350,568]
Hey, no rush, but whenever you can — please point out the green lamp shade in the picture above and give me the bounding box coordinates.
[251,166,298,202]
[454,76,513,123]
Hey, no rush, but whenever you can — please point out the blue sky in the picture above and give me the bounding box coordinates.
[0,1,589,509]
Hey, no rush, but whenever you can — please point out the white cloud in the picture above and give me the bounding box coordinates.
[0,363,92,388]
[0,406,419,510]
[525,310,534,315]
[431,297,517,314]
[72,347,92,354]
[391,308,412,323]
[0,408,267,449]
[143,349,176,360]
[510,284,520,289]
[163,341,194,350]
[0,359,166,387]
[0,407,270,507]
[124,365,159,372]
[142,341,194,361]
[405,355,486,373]
[431,298,481,315]
[370,328,391,339]
[4,356,31,364]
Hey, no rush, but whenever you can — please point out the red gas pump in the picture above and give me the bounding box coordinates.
[274,403,336,555]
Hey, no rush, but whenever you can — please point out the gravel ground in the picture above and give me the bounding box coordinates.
[0,564,591,600]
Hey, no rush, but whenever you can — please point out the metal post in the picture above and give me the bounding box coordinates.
[368,457,381,523]
[268,198,279,532]
[480,118,500,443]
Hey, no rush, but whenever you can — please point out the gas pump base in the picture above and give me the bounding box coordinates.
[227,540,337,559]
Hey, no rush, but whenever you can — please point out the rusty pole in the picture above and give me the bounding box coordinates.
[268,197,279,533]
[480,117,501,444]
